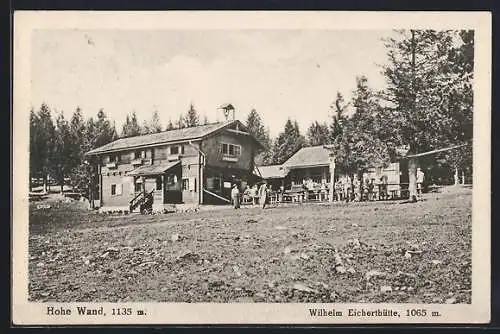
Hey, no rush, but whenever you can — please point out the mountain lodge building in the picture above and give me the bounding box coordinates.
[84,120,264,213]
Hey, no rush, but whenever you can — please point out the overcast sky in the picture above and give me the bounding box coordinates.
[31,30,395,137]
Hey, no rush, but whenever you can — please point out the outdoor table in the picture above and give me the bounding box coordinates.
[284,190,305,203]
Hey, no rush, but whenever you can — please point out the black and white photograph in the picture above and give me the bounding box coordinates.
[12,11,491,324]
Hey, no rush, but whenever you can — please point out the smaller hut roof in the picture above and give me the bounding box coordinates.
[254,165,288,179]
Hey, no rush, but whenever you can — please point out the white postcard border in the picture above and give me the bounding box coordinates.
[12,10,492,325]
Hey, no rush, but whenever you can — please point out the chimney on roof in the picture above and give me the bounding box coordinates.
[219,103,235,122]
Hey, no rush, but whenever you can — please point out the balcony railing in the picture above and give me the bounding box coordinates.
[131,158,143,166]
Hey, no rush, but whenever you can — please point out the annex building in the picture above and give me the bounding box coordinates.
[255,145,406,199]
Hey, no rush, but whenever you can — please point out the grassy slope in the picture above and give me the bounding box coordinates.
[28,187,472,303]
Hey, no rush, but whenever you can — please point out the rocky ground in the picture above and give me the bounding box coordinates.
[28,186,472,303]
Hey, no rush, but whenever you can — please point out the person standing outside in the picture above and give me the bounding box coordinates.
[249,184,256,205]
[368,178,375,201]
[259,182,268,209]
[363,175,370,201]
[252,184,259,205]
[353,176,361,202]
[379,174,388,200]
[231,184,240,209]
[343,176,351,202]
[416,167,425,199]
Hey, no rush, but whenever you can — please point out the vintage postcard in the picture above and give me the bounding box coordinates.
[12,11,491,325]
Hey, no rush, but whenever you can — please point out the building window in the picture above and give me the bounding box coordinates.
[182,178,189,191]
[134,150,146,159]
[220,143,242,157]
[170,145,184,155]
[111,184,122,195]
[109,153,120,163]
[135,182,142,192]
[156,176,162,191]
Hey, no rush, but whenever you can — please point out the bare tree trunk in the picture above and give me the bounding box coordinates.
[454,167,459,185]
[408,157,418,202]
[328,159,335,203]
[357,171,364,202]
[60,172,64,194]
[89,183,93,209]
[461,170,466,185]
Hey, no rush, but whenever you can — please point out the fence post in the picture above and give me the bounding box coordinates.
[329,155,335,203]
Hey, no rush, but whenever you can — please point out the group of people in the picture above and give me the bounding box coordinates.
[334,174,389,202]
[230,168,426,208]
[231,182,270,209]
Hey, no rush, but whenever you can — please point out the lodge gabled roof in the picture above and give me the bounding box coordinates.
[282,145,334,169]
[85,120,263,156]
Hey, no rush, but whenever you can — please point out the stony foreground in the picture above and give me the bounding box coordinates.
[29,186,472,303]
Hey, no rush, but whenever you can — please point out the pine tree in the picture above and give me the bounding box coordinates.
[77,116,97,195]
[141,120,150,135]
[68,107,87,190]
[150,110,163,133]
[382,29,474,199]
[29,108,40,191]
[34,103,56,192]
[184,103,200,128]
[441,30,474,182]
[122,115,131,136]
[330,91,348,142]
[143,110,163,134]
[93,109,118,146]
[166,118,175,131]
[121,111,142,137]
[176,114,186,129]
[334,76,391,198]
[261,134,275,166]
[245,109,272,165]
[52,111,72,193]
[306,121,331,146]
[272,118,306,164]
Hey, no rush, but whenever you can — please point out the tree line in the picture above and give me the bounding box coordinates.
[30,30,473,199]
[29,103,208,193]
[247,30,473,199]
